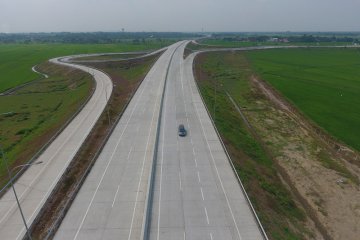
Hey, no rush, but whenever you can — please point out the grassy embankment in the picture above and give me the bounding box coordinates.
[246,48,360,151]
[195,52,310,240]
[31,51,161,239]
[74,53,145,61]
[0,41,173,92]
[195,49,360,239]
[0,62,92,187]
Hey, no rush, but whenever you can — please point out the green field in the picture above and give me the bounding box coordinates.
[198,39,355,47]
[0,41,172,92]
[194,52,309,239]
[0,62,93,185]
[246,48,360,151]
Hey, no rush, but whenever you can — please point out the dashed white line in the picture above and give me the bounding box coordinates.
[112,185,120,207]
[128,61,164,240]
[194,158,198,167]
[72,56,153,240]
[210,233,213,240]
[192,148,196,156]
[200,187,205,201]
[10,79,107,239]
[197,171,201,183]
[127,147,133,159]
[157,60,171,240]
[189,68,243,240]
[204,206,210,225]
[179,171,182,191]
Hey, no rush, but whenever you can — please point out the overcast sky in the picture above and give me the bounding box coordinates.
[1,0,359,33]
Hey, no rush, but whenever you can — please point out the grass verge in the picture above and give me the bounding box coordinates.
[194,52,319,240]
[0,41,173,92]
[246,48,360,152]
[0,62,93,190]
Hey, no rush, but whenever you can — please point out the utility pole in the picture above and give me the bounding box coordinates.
[213,77,217,122]
[0,146,43,240]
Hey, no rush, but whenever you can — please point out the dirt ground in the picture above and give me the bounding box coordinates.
[248,76,360,240]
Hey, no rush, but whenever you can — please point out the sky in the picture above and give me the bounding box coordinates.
[1,0,360,33]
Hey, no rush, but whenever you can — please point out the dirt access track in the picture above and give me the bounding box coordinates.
[250,74,360,240]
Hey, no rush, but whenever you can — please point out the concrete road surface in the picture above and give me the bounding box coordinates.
[54,42,185,240]
[148,45,264,240]
[0,58,113,239]
[55,41,265,240]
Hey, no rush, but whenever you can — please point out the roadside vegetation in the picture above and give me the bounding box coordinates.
[246,48,360,151]
[31,51,162,239]
[194,50,360,239]
[0,62,93,189]
[194,52,314,240]
[0,41,173,92]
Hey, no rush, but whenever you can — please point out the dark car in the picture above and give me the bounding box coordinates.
[178,124,187,137]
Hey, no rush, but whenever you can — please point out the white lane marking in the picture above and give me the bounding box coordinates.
[204,206,210,225]
[180,60,188,119]
[127,147,133,159]
[210,233,214,240]
[188,64,243,240]
[184,231,186,240]
[14,71,108,240]
[157,58,170,240]
[128,56,166,240]
[72,63,149,240]
[192,148,196,156]
[200,187,205,201]
[194,158,198,167]
[112,185,120,208]
[197,171,201,183]
[179,172,182,191]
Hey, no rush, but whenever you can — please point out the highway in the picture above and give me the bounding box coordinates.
[54,41,265,240]
[0,57,113,239]
[54,42,184,240]
[147,45,264,239]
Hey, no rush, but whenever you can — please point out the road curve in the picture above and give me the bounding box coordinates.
[54,41,266,240]
[0,57,113,239]
[54,41,185,240]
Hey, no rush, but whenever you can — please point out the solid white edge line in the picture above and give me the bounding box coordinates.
[187,54,243,240]
[72,59,149,240]
[204,206,210,225]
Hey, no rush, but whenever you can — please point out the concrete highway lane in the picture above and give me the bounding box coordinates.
[54,42,184,240]
[0,56,113,239]
[148,44,264,239]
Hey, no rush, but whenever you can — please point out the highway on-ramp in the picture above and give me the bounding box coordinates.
[54,41,265,240]
[0,57,113,239]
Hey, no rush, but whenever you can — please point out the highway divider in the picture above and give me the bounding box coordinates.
[141,42,185,240]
